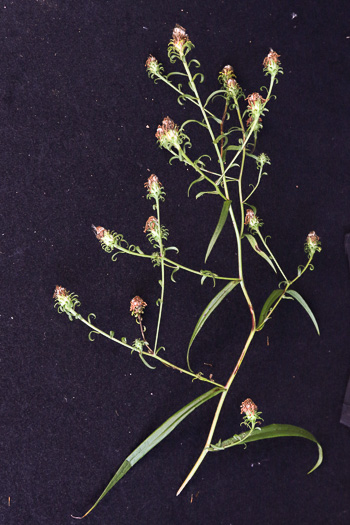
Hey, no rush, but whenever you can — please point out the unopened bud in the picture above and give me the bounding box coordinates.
[144,216,158,233]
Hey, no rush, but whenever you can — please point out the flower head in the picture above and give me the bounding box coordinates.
[155,116,186,151]
[240,398,263,428]
[304,231,322,257]
[171,24,189,50]
[92,225,116,250]
[144,174,164,201]
[263,49,282,76]
[168,24,193,62]
[246,93,266,112]
[130,296,147,317]
[145,55,164,78]
[53,285,80,320]
[244,209,262,231]
[144,216,158,233]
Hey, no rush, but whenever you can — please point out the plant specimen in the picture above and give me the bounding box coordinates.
[54,25,323,519]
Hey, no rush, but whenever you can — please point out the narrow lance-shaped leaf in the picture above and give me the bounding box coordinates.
[205,200,232,263]
[244,234,277,274]
[210,423,323,474]
[75,387,223,519]
[257,289,284,329]
[285,289,320,335]
[187,280,239,371]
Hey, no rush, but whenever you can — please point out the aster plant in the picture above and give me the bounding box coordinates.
[54,25,323,518]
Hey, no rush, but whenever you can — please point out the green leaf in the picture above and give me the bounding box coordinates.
[285,290,320,335]
[244,234,277,274]
[75,388,223,518]
[187,280,239,371]
[205,200,231,263]
[212,423,323,474]
[180,119,208,131]
[257,289,284,329]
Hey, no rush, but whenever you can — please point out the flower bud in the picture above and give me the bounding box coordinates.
[263,49,282,76]
[130,296,147,317]
[304,231,321,257]
[256,153,271,170]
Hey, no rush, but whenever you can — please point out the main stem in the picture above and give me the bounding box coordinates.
[177,56,257,495]
[154,196,165,351]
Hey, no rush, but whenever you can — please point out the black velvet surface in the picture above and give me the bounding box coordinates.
[1,1,350,524]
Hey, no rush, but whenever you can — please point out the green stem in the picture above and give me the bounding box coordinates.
[181,54,226,177]
[256,229,288,282]
[154,71,218,121]
[163,258,240,282]
[154,196,165,351]
[256,256,314,330]
[243,164,263,203]
[70,310,226,389]
[108,240,238,281]
[177,326,256,495]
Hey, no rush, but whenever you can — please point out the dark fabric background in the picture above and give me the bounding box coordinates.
[1,1,350,524]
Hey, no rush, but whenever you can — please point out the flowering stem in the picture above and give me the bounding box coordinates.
[256,229,288,282]
[70,310,226,389]
[154,195,165,352]
[137,314,154,354]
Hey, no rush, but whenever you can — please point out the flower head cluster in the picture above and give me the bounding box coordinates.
[218,65,235,84]
[145,174,165,202]
[155,116,188,151]
[53,286,80,320]
[240,398,263,429]
[130,296,147,318]
[244,209,263,231]
[145,55,164,79]
[263,49,283,77]
[304,231,322,257]
[218,65,241,99]
[92,225,116,252]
